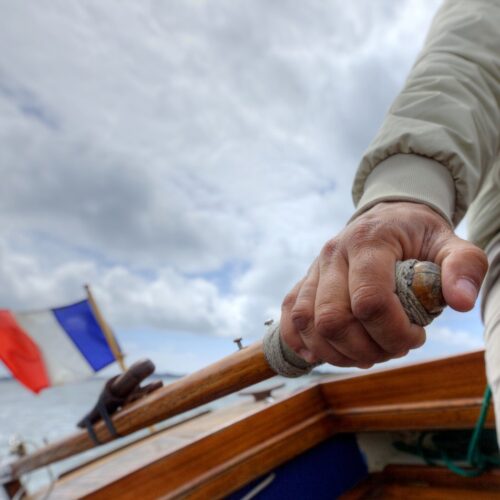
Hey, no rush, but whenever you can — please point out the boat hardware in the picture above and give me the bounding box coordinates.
[239,383,285,403]
[77,358,163,444]
[233,337,244,350]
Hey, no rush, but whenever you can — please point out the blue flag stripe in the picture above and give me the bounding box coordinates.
[52,300,116,371]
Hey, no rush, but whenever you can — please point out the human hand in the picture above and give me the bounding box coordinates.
[280,201,488,368]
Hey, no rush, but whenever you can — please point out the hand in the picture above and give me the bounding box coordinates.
[280,201,488,368]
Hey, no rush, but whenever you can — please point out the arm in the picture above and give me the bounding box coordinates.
[280,0,500,367]
[354,0,500,226]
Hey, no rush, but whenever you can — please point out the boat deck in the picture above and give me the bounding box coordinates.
[23,350,497,499]
[31,399,268,499]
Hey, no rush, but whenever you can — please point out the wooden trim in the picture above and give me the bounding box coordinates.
[345,483,499,499]
[341,464,500,498]
[319,350,487,408]
[381,464,500,489]
[330,397,495,431]
[57,410,211,480]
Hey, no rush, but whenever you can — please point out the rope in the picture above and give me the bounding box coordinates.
[263,323,317,377]
[263,260,436,377]
[393,386,500,477]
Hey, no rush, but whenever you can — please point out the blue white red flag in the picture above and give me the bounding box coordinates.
[0,299,118,393]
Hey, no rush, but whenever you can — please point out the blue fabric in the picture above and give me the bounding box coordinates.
[52,300,116,371]
[228,434,368,499]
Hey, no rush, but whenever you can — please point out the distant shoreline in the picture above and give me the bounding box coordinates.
[0,373,185,382]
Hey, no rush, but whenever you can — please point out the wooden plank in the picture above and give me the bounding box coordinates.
[50,387,328,500]
[57,410,211,480]
[341,465,500,499]
[330,397,495,431]
[42,401,269,499]
[179,413,332,500]
[363,484,500,499]
[382,464,500,489]
[320,350,487,408]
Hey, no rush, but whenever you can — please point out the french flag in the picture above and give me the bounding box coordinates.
[0,299,119,393]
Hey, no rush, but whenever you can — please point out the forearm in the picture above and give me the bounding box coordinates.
[352,0,500,225]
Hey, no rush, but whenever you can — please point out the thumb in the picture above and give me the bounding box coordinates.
[438,236,488,312]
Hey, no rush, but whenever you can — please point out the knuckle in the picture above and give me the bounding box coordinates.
[291,306,313,329]
[314,306,346,340]
[320,238,342,261]
[281,292,296,311]
[351,286,387,322]
[348,219,383,245]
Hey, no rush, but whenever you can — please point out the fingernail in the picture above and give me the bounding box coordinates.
[394,350,409,358]
[456,278,479,303]
[357,363,373,369]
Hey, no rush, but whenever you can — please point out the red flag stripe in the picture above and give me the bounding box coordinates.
[0,310,49,393]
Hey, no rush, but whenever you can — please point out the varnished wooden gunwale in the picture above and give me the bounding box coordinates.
[320,350,487,407]
[341,464,500,499]
[7,343,488,483]
[86,387,329,500]
[31,350,495,500]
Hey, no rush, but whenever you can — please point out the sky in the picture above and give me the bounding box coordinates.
[0,0,485,378]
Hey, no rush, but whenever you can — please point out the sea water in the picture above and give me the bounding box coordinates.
[0,375,317,497]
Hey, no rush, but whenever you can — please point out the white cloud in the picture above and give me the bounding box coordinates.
[1,0,472,373]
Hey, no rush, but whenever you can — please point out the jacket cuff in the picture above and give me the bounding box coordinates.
[352,154,456,226]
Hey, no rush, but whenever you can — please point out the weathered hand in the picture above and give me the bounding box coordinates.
[280,202,488,368]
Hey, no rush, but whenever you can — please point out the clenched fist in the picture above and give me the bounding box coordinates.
[280,201,488,368]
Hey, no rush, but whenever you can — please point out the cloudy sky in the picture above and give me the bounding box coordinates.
[0,0,484,377]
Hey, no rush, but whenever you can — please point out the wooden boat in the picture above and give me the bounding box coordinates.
[2,348,499,499]
[1,263,499,498]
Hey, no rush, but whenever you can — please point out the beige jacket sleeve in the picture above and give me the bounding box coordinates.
[352,0,500,227]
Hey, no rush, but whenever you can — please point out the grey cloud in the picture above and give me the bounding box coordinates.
[0,0,453,353]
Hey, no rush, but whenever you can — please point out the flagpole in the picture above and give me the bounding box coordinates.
[84,285,157,434]
[84,284,126,372]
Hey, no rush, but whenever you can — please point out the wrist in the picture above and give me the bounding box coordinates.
[352,154,456,226]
